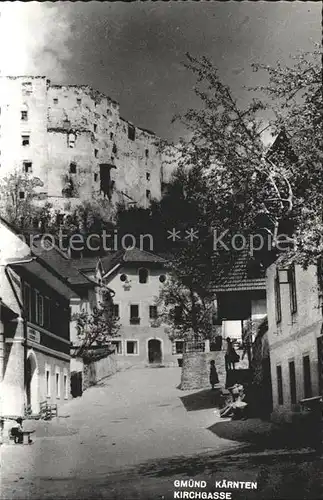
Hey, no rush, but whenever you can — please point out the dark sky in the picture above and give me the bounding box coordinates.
[1,1,320,142]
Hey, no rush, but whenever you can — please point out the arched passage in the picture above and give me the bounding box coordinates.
[148,339,162,364]
[25,350,39,414]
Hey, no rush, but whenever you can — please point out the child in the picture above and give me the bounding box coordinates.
[210,360,219,390]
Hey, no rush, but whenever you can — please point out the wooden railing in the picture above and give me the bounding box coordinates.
[39,401,58,420]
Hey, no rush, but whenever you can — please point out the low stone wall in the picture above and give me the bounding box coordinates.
[180,351,226,390]
[83,354,118,389]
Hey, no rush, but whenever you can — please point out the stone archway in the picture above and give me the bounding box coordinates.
[148,339,162,364]
[25,350,38,414]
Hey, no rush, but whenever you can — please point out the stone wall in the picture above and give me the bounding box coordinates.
[180,351,226,390]
[83,353,118,389]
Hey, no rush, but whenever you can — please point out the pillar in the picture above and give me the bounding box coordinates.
[1,317,25,416]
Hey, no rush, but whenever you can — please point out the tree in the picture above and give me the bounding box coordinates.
[119,48,321,344]
[72,288,120,360]
[157,273,214,341]
[0,172,51,231]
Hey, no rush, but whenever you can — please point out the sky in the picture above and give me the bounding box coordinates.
[0,1,320,143]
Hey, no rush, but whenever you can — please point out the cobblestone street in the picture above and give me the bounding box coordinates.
[2,367,323,500]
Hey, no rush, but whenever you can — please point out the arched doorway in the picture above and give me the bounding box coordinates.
[25,351,38,414]
[148,339,162,364]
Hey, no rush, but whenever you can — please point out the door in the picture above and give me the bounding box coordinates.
[148,339,162,364]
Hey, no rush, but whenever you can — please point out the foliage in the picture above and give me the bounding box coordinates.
[0,172,50,231]
[72,289,120,358]
[157,273,214,340]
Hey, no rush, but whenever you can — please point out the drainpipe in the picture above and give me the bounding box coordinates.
[0,299,4,384]
[4,258,35,415]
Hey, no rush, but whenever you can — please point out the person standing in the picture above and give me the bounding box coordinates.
[225,337,239,371]
[209,360,219,390]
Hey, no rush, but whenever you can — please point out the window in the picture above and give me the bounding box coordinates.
[274,271,282,324]
[288,266,297,315]
[303,355,312,398]
[30,288,36,323]
[76,98,82,105]
[68,133,76,149]
[23,161,32,173]
[138,268,148,284]
[149,305,158,319]
[22,82,32,95]
[289,360,297,404]
[19,191,25,200]
[159,275,166,283]
[53,98,58,105]
[94,149,98,158]
[94,173,98,182]
[174,306,182,324]
[111,340,122,354]
[128,124,136,141]
[23,283,31,320]
[130,304,140,324]
[145,149,149,158]
[146,172,151,181]
[146,189,151,200]
[44,297,51,330]
[63,373,68,399]
[172,341,184,355]
[94,124,97,133]
[46,368,51,397]
[276,365,283,405]
[69,162,77,174]
[21,110,28,121]
[55,369,60,398]
[22,135,30,146]
[112,304,119,319]
[37,292,44,326]
[126,340,138,355]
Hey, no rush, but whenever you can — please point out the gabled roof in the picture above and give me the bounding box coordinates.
[9,260,77,300]
[101,247,167,276]
[210,249,266,293]
[30,239,93,288]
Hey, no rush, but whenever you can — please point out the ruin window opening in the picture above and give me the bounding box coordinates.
[128,124,136,141]
[53,98,58,105]
[99,164,115,200]
[68,132,76,148]
[110,132,114,140]
[146,189,151,200]
[94,124,97,133]
[22,135,30,146]
[23,161,32,174]
[146,172,150,181]
[21,110,28,121]
[94,149,98,158]
[145,149,149,158]
[76,98,82,105]
[69,162,77,174]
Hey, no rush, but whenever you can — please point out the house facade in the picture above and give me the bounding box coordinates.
[266,260,323,418]
[90,248,182,367]
[0,219,75,417]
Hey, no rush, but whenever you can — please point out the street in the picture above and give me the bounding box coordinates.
[1,367,323,500]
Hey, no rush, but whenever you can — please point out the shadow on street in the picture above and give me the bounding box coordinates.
[208,419,321,450]
[180,389,222,412]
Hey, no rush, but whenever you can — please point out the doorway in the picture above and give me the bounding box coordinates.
[148,339,162,364]
[25,351,38,414]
